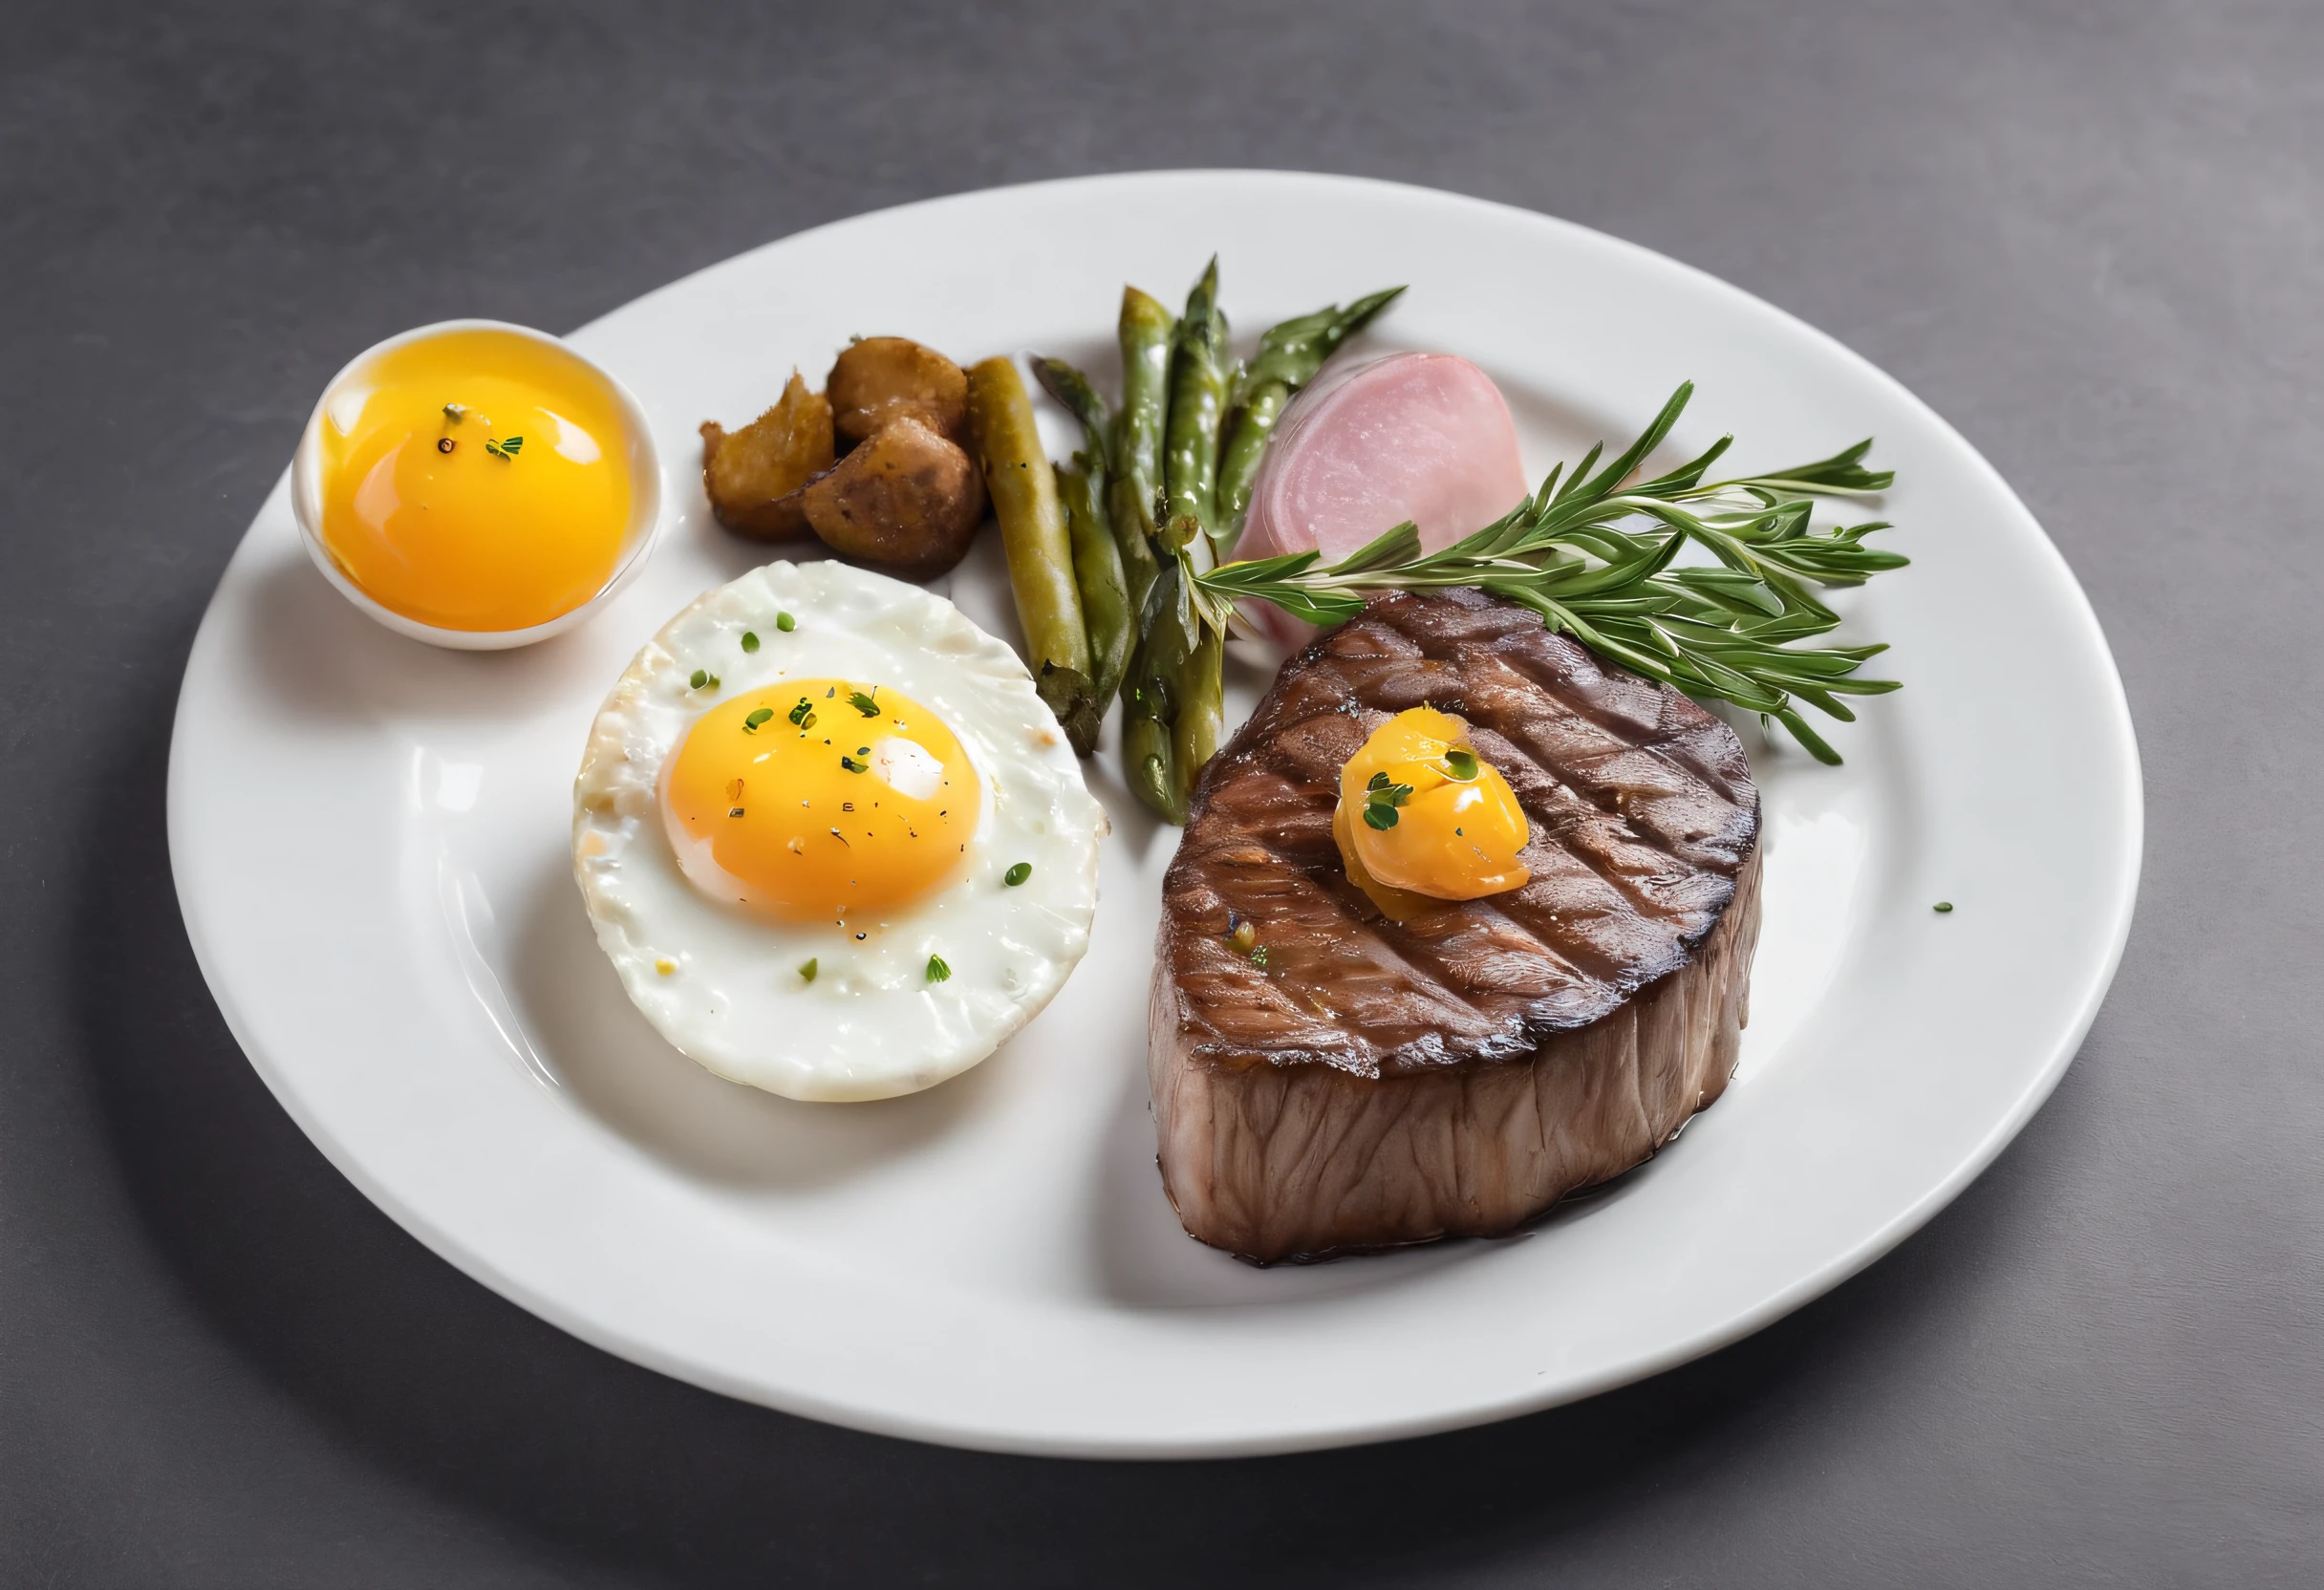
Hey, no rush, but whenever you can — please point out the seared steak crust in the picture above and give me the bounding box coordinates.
[1151,588,1762,1261]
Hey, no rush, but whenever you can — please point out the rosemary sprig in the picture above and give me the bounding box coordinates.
[1191,382,1906,763]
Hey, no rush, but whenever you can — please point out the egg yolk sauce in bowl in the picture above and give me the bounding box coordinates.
[292,322,661,648]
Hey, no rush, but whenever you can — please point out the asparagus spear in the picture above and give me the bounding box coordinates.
[1121,712,1182,825]
[1119,259,1242,821]
[1112,286,1174,603]
[1170,621,1224,812]
[965,356,1096,743]
[1055,456,1130,728]
[1029,355,1136,734]
[1121,568,1192,825]
[1036,302,1171,630]
[1032,355,1109,461]
[1215,286,1404,552]
[1162,258,1229,557]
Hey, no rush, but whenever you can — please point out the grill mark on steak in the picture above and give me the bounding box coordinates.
[1151,587,1764,1261]
[1169,840,1543,1075]
[1225,662,1710,997]
[1315,587,1757,816]
[1172,597,1755,1064]
[1242,658,1702,951]
[1339,609,1756,856]
[1462,716,1732,932]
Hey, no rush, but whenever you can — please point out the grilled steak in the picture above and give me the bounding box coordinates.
[1150,588,1762,1262]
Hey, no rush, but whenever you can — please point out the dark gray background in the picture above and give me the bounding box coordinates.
[4,1,2317,1583]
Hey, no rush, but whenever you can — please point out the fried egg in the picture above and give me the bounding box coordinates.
[572,560,1107,1101]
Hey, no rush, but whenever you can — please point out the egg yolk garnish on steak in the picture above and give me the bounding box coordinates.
[316,329,634,632]
[659,680,980,923]
[1334,705,1530,920]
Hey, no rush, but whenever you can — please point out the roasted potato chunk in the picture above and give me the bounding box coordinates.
[828,336,969,448]
[699,371,834,539]
[802,415,985,578]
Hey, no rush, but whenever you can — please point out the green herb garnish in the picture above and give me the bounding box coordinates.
[775,612,796,633]
[441,401,465,422]
[1934,901,1954,913]
[484,434,525,461]
[1445,748,1478,781]
[689,669,719,691]
[743,707,775,733]
[848,689,881,718]
[1194,381,1904,765]
[840,753,869,773]
[925,954,951,983]
[741,631,760,654]
[1361,773,1414,831]
[1003,862,1032,888]
[785,698,814,728]
[799,957,817,983]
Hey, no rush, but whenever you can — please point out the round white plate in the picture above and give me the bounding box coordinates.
[169,171,2141,1458]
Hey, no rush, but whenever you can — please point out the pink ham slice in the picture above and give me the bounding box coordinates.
[1233,353,1530,641]
[1237,352,1529,561]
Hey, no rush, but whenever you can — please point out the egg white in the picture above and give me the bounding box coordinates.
[572,560,1107,1101]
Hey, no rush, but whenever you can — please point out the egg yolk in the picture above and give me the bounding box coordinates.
[1335,706,1530,919]
[659,680,979,923]
[316,329,633,632]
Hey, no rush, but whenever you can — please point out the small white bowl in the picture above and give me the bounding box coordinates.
[290,318,665,651]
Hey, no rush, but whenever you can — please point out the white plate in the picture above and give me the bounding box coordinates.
[168,171,2141,1458]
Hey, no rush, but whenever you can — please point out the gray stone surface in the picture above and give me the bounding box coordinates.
[3,1,2318,1583]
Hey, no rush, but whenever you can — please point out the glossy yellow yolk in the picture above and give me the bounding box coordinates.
[659,680,979,923]
[1335,706,1530,919]
[317,329,633,632]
